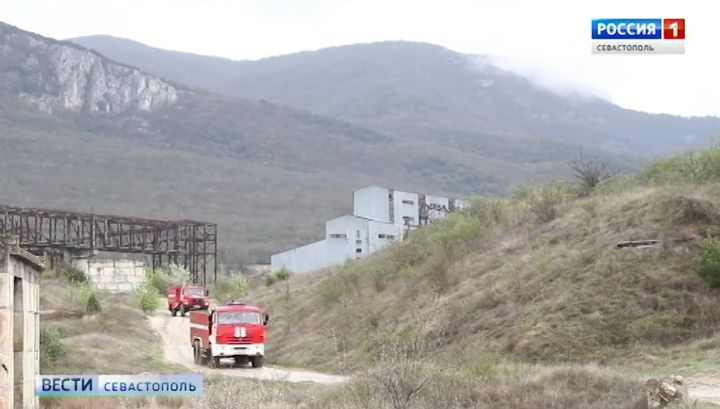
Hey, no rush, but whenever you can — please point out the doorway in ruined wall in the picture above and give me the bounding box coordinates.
[13,277,23,409]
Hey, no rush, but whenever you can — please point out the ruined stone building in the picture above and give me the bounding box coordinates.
[1,236,42,409]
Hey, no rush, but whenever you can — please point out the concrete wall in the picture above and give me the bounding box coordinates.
[271,240,328,274]
[353,186,390,223]
[392,191,420,227]
[72,259,146,293]
[367,221,403,253]
[1,236,42,409]
[327,215,370,260]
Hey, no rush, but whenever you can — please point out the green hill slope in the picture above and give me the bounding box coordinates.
[253,147,720,373]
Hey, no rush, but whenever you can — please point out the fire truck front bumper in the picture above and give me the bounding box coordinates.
[211,343,264,357]
[184,300,209,309]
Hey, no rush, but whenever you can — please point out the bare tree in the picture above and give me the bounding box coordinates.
[368,335,431,409]
[568,153,617,192]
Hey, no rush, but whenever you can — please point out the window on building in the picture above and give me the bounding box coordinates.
[356,239,362,244]
[328,233,347,239]
[402,200,415,205]
[356,229,361,238]
[355,248,362,253]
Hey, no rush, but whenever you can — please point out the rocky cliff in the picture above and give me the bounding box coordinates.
[0,22,177,114]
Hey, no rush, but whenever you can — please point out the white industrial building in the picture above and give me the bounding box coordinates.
[271,186,468,274]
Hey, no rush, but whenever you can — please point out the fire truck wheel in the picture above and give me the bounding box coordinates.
[193,341,201,365]
[251,356,264,368]
[180,305,187,317]
[171,307,177,317]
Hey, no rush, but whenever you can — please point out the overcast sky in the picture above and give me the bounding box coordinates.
[1,0,718,117]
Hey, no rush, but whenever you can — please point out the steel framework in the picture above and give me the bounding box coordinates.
[0,205,217,284]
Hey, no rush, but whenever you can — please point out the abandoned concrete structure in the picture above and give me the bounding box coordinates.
[271,186,469,274]
[72,258,146,293]
[0,235,42,409]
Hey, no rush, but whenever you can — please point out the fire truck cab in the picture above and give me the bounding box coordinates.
[189,301,269,368]
[167,284,210,317]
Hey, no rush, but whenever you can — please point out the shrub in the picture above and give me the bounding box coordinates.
[86,292,102,313]
[167,263,191,283]
[147,263,192,293]
[265,274,277,287]
[62,266,87,283]
[467,197,510,226]
[568,153,617,194]
[147,268,173,293]
[214,274,249,303]
[64,282,102,314]
[430,212,484,252]
[40,269,57,280]
[265,269,292,287]
[514,183,578,223]
[642,147,720,185]
[693,238,720,287]
[364,333,433,409]
[319,273,345,307]
[627,310,684,341]
[134,281,161,313]
[40,326,66,366]
[658,196,720,226]
[275,268,292,281]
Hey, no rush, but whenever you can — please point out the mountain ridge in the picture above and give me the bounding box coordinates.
[69,34,720,158]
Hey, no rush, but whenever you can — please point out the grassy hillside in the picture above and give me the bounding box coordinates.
[0,102,354,263]
[252,146,720,375]
[39,275,180,375]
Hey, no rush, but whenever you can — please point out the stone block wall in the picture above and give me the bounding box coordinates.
[72,259,146,293]
[1,236,42,409]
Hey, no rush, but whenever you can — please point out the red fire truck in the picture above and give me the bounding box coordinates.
[189,301,269,368]
[167,285,210,317]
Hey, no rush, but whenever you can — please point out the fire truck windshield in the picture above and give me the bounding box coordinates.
[218,311,261,325]
[184,287,204,296]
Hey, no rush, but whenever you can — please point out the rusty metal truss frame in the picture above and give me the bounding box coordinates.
[0,205,217,284]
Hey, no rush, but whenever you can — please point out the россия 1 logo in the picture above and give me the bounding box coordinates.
[591,18,685,55]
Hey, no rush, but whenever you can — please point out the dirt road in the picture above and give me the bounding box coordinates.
[148,309,348,385]
[688,376,720,405]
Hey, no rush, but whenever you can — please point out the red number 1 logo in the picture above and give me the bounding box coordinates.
[663,19,685,39]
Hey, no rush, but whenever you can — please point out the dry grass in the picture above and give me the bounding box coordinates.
[251,183,720,372]
[40,277,184,374]
[306,365,654,409]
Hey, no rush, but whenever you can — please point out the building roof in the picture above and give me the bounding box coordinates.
[215,303,262,313]
[1,235,44,271]
[353,185,467,201]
